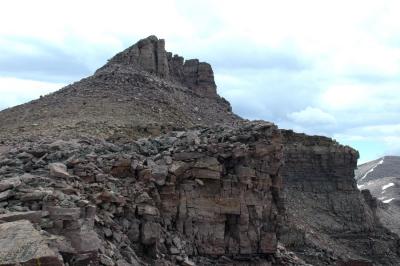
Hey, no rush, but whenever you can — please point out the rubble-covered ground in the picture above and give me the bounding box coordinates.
[0,122,310,266]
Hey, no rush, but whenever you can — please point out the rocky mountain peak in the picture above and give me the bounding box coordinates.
[0,36,237,142]
[101,35,217,98]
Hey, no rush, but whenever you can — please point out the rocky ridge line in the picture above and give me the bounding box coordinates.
[0,122,311,265]
[99,35,217,98]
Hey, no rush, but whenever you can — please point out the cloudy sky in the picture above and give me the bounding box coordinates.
[1,0,400,163]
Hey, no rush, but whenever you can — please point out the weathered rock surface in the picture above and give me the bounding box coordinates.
[0,35,399,266]
[0,220,63,266]
[281,130,400,265]
[0,122,287,265]
[0,36,235,142]
[106,36,217,98]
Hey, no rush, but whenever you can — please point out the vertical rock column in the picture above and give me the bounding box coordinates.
[158,122,284,257]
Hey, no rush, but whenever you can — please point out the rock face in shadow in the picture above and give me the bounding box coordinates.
[158,122,284,257]
[280,130,400,265]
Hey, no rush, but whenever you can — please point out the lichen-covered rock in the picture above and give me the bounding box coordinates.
[0,220,63,266]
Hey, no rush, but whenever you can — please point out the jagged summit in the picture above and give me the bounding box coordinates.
[0,36,238,142]
[97,35,217,98]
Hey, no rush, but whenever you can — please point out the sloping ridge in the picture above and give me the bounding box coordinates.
[0,36,400,266]
[356,156,400,184]
[0,35,237,142]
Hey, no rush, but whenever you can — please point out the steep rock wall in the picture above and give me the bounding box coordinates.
[280,130,400,265]
[104,35,217,98]
[0,122,291,265]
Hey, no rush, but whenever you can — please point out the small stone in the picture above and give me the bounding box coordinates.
[128,221,140,242]
[182,258,195,266]
[0,211,43,224]
[135,192,152,204]
[96,173,107,182]
[110,159,132,178]
[172,236,183,249]
[19,173,36,184]
[151,164,168,186]
[46,206,80,220]
[17,152,33,160]
[137,205,159,216]
[113,231,122,242]
[169,161,189,176]
[104,228,113,238]
[0,177,21,192]
[100,254,115,266]
[141,221,160,245]
[170,247,180,255]
[0,189,13,201]
[116,259,131,266]
[49,162,71,179]
[194,179,204,186]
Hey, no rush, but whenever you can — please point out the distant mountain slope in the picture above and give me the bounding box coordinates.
[355,156,400,235]
[356,156,400,184]
[356,156,400,204]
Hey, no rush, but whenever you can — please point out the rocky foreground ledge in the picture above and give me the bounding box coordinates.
[0,121,309,266]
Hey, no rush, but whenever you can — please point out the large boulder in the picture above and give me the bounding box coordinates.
[0,220,63,266]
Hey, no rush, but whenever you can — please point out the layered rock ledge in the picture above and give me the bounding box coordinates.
[100,35,217,98]
[280,130,400,265]
[0,122,293,265]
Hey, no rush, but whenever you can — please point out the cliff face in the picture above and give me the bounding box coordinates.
[99,35,217,98]
[0,122,294,265]
[281,130,400,265]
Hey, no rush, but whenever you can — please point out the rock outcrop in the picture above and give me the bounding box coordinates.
[0,122,291,265]
[0,36,236,143]
[105,35,217,98]
[0,220,63,266]
[281,130,400,265]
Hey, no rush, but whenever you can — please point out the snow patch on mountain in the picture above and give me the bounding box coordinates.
[382,182,395,190]
[383,198,395,203]
[360,158,384,180]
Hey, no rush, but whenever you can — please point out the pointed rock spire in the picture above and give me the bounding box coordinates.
[104,35,217,98]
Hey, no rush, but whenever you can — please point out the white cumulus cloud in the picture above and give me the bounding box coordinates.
[287,107,336,125]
